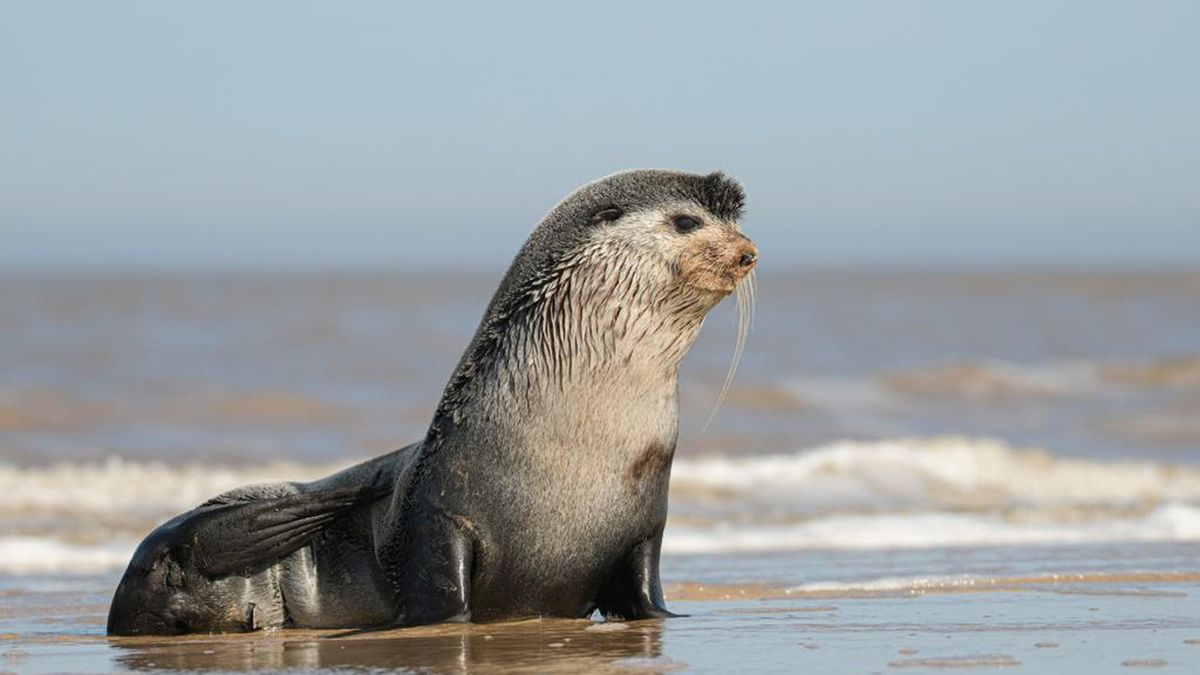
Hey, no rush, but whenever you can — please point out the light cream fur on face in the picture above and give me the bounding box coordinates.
[585,204,758,427]
[580,203,756,306]
[512,203,758,378]
[479,202,756,421]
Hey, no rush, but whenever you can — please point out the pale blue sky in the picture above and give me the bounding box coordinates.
[2,1,1197,273]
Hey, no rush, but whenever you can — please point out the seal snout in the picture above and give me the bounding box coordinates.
[731,235,759,282]
[736,238,759,269]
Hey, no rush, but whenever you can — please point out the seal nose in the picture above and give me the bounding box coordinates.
[737,240,759,268]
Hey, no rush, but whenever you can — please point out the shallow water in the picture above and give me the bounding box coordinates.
[4,271,1199,465]
[4,545,1200,673]
[2,270,1200,671]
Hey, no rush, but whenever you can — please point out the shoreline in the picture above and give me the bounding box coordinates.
[5,556,1200,672]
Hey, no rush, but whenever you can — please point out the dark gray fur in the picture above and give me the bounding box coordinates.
[107,169,746,635]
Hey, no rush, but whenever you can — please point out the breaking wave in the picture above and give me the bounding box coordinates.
[4,437,1200,573]
[668,436,1200,512]
[662,502,1200,555]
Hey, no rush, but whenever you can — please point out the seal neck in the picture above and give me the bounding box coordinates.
[429,255,713,441]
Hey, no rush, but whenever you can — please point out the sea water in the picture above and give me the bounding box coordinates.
[2,271,1200,671]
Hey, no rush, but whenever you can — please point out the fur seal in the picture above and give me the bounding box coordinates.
[107,169,758,635]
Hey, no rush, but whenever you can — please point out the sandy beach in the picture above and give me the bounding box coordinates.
[5,549,1200,672]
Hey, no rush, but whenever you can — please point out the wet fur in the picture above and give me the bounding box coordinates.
[107,169,753,635]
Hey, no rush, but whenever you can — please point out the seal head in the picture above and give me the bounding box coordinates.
[435,169,756,425]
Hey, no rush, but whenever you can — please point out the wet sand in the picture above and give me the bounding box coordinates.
[5,567,1200,673]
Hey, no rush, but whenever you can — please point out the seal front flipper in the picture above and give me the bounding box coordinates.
[188,485,389,576]
[382,512,475,626]
[598,531,684,620]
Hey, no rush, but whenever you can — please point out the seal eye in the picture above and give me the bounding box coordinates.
[672,215,702,234]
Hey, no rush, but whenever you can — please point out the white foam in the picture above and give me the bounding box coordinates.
[12,438,1192,520]
[669,437,1200,511]
[10,503,1200,575]
[0,536,137,575]
[792,574,998,594]
[4,438,1200,574]
[0,456,354,516]
[662,502,1200,554]
[788,569,1198,595]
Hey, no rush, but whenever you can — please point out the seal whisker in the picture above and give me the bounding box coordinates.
[704,278,751,431]
[747,268,757,330]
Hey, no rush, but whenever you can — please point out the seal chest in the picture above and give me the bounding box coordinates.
[626,441,675,486]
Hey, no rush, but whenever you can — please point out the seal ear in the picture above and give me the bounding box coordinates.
[590,206,624,225]
[182,485,388,577]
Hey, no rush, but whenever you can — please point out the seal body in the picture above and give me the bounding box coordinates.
[107,169,757,635]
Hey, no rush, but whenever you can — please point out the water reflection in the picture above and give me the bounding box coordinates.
[110,618,667,672]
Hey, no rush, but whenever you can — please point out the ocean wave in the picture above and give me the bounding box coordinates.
[790,354,1200,407]
[1102,353,1200,388]
[787,570,1200,596]
[0,456,354,516]
[882,360,1101,398]
[662,502,1200,555]
[0,535,135,575]
[4,437,1200,573]
[669,437,1200,512]
[6,503,1200,575]
[11,437,1198,519]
